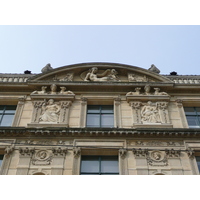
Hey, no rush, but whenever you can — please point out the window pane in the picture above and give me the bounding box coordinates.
[101,157,119,173]
[1,115,14,126]
[87,114,100,127]
[196,107,200,115]
[101,114,114,127]
[186,116,199,127]
[101,106,114,113]
[184,107,196,115]
[196,156,200,172]
[4,106,16,114]
[81,157,99,173]
[0,155,4,167]
[87,106,100,113]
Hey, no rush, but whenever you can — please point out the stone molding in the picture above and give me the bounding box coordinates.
[1,127,200,138]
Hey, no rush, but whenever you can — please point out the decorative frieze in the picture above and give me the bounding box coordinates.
[132,148,148,158]
[52,147,68,156]
[165,149,181,158]
[19,147,35,156]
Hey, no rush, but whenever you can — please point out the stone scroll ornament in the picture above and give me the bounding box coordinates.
[84,67,121,82]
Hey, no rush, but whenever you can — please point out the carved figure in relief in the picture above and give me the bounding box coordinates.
[60,73,73,81]
[128,73,147,82]
[152,151,161,160]
[50,84,57,94]
[59,87,74,95]
[154,88,168,96]
[31,86,47,94]
[141,101,161,123]
[84,67,120,82]
[143,84,151,95]
[39,99,60,122]
[126,87,141,95]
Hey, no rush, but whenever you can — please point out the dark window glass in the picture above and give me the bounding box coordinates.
[86,105,114,128]
[0,106,16,126]
[196,156,200,172]
[0,154,4,167]
[184,107,200,128]
[80,156,119,175]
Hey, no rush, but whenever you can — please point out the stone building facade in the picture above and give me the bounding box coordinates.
[0,62,200,175]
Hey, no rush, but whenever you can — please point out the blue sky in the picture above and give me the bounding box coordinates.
[0,25,199,75]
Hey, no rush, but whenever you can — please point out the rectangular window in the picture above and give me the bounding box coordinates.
[184,107,200,128]
[86,105,114,128]
[0,105,16,126]
[80,156,119,175]
[196,156,200,173]
[0,155,4,167]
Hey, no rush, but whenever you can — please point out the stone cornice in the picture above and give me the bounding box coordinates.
[1,127,200,138]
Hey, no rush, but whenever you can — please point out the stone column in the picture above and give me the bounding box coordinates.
[176,99,188,128]
[79,98,87,128]
[16,147,35,175]
[12,96,26,126]
[72,147,81,175]
[119,149,128,175]
[130,101,142,125]
[114,98,122,128]
[59,101,72,127]
[51,147,68,175]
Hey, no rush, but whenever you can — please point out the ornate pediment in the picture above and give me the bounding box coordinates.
[27,63,173,83]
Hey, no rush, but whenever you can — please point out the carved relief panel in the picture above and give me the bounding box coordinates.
[29,84,75,127]
[127,85,172,128]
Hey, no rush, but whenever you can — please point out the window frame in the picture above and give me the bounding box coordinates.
[184,107,200,128]
[80,155,119,175]
[86,105,114,128]
[0,105,17,126]
[0,154,4,167]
